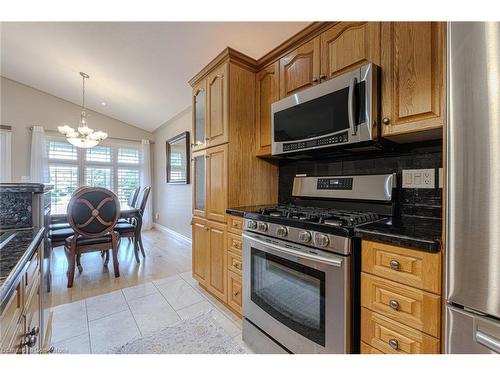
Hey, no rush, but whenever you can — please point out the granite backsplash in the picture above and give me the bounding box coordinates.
[278,141,442,219]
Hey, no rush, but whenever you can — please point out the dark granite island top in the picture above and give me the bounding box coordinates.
[0,227,45,305]
[0,183,53,193]
[354,216,442,253]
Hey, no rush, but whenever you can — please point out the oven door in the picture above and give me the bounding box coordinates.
[242,232,350,354]
[271,63,376,155]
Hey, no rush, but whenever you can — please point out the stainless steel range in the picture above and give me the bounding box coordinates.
[242,173,395,354]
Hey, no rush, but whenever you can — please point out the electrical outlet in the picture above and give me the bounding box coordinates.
[402,169,435,189]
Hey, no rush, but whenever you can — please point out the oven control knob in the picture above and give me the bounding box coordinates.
[315,233,330,248]
[298,231,312,243]
[276,226,288,237]
[247,220,258,230]
[257,222,268,232]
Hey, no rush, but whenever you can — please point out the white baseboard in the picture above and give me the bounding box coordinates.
[153,223,192,246]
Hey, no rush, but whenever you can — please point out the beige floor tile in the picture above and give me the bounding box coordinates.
[89,310,141,354]
[53,333,91,354]
[50,300,88,344]
[127,293,180,335]
[152,273,181,286]
[208,309,241,337]
[179,271,197,286]
[122,282,158,302]
[86,290,128,321]
[176,300,213,320]
[156,278,204,310]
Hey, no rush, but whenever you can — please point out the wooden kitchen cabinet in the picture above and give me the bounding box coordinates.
[206,144,228,223]
[192,150,207,218]
[320,22,381,81]
[192,79,207,152]
[227,270,243,315]
[380,22,446,141]
[255,61,279,156]
[192,217,209,286]
[207,63,229,148]
[279,37,321,98]
[207,221,227,302]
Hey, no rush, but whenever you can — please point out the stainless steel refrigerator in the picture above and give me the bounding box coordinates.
[446,22,500,354]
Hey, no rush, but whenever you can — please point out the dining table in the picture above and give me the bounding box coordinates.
[50,203,145,263]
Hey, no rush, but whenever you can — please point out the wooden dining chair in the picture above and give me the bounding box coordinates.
[114,186,151,262]
[64,187,121,288]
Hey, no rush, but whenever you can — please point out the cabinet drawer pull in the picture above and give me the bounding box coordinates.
[232,241,241,249]
[232,222,239,227]
[233,290,240,297]
[389,260,400,270]
[232,261,241,269]
[312,76,319,83]
[389,299,400,311]
[388,338,399,350]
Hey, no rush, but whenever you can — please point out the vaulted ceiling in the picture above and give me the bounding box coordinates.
[1,22,309,132]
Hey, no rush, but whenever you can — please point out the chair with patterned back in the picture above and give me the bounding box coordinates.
[65,187,121,288]
[134,186,151,214]
[128,187,140,208]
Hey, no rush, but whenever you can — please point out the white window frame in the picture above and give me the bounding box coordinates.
[46,135,142,207]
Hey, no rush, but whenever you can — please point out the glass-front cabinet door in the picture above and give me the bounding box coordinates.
[192,150,206,217]
[192,79,207,152]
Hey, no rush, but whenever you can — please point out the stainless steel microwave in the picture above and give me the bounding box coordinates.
[271,63,379,156]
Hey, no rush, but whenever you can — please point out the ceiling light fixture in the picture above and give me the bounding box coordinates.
[58,72,108,148]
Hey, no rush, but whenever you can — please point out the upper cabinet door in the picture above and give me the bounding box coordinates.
[192,150,207,218]
[279,37,320,98]
[207,63,229,148]
[192,80,207,152]
[255,61,279,156]
[320,22,381,81]
[381,22,446,138]
[206,144,228,223]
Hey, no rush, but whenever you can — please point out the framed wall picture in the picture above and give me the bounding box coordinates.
[166,131,190,184]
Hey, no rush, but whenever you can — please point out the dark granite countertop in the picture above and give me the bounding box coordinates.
[226,205,276,217]
[0,227,45,306]
[354,216,442,252]
[0,183,53,193]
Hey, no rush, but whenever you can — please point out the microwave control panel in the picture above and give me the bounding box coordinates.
[317,177,353,190]
[282,131,348,152]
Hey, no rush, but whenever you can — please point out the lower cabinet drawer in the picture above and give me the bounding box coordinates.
[361,308,440,354]
[227,232,242,255]
[227,270,242,315]
[227,251,242,275]
[361,273,441,337]
[228,216,244,235]
[361,341,384,354]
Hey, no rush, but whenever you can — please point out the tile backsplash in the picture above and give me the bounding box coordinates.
[278,141,442,219]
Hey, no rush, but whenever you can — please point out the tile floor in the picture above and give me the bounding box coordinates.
[50,270,252,354]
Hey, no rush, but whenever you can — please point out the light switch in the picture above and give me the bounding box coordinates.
[402,169,435,189]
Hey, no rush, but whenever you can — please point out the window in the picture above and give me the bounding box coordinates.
[47,138,142,213]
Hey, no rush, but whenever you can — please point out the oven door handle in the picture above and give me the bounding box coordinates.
[348,76,357,136]
[243,233,343,268]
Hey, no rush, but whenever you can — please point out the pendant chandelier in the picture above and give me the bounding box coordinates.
[58,72,108,148]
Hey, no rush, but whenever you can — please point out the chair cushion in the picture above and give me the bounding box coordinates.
[49,227,74,241]
[114,222,135,233]
[50,222,72,230]
[64,233,120,248]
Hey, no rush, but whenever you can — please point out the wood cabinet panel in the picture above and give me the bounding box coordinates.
[320,22,380,80]
[381,22,446,139]
[192,217,209,286]
[207,63,229,148]
[361,308,440,354]
[207,221,227,302]
[192,150,207,218]
[0,285,23,352]
[227,251,242,276]
[362,240,441,294]
[255,61,279,156]
[361,273,441,337]
[279,37,320,98]
[227,270,242,315]
[206,144,228,223]
[227,216,243,235]
[24,274,40,354]
[361,341,384,354]
[227,232,242,255]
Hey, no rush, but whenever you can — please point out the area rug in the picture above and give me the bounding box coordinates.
[113,312,247,354]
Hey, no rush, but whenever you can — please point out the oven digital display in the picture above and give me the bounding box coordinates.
[317,177,353,190]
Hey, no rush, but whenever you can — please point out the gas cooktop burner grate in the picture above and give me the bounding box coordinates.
[258,205,380,228]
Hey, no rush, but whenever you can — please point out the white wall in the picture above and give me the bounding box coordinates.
[0,77,154,182]
[152,108,192,239]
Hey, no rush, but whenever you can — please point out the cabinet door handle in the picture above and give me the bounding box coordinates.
[205,227,209,231]
[389,300,400,311]
[388,338,399,350]
[389,260,400,270]
[382,117,391,125]
[312,76,319,83]
[319,73,326,81]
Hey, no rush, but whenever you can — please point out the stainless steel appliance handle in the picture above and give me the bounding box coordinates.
[475,330,500,353]
[348,76,357,136]
[243,233,343,268]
